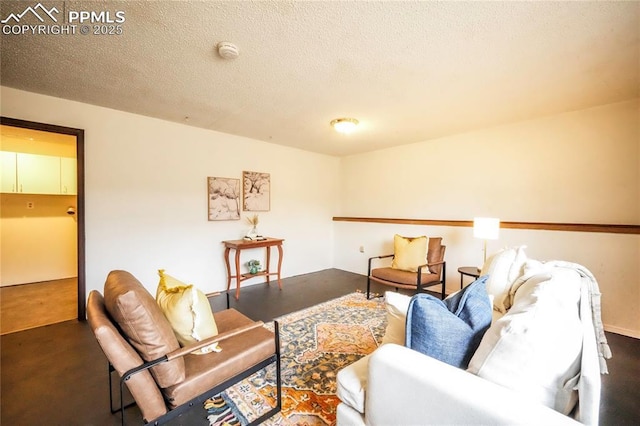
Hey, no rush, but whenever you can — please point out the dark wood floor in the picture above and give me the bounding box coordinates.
[1,269,638,425]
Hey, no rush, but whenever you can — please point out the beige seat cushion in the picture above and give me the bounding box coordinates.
[371,267,440,285]
[162,309,276,408]
[336,354,370,414]
[103,270,185,388]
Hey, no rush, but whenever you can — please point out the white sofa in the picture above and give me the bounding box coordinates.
[337,344,579,425]
[336,252,611,426]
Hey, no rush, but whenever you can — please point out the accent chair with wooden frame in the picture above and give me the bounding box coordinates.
[87,270,281,426]
[367,237,446,300]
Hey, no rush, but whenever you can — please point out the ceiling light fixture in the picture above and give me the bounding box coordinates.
[217,42,239,60]
[330,118,359,134]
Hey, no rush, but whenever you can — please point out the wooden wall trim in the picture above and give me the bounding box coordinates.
[332,217,640,235]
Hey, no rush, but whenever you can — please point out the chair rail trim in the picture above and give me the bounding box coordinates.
[332,217,640,235]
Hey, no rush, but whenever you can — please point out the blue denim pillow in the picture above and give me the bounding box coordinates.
[405,276,492,369]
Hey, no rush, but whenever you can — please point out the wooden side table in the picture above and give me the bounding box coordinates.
[458,266,481,289]
[222,237,284,300]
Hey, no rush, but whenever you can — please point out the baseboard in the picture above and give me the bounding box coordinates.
[604,324,640,339]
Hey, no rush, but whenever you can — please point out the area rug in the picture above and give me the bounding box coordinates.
[205,291,386,426]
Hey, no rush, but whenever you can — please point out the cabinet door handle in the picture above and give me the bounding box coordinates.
[63,185,67,193]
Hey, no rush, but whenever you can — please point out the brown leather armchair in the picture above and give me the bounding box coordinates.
[367,237,446,300]
[87,270,281,426]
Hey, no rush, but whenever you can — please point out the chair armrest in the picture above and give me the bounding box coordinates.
[418,260,445,271]
[367,254,394,275]
[368,254,393,261]
[366,344,578,425]
[166,321,264,360]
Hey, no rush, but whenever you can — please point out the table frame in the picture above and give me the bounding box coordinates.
[458,266,481,289]
[222,237,284,300]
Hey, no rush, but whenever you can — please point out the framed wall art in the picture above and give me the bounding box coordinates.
[208,177,241,221]
[243,171,270,211]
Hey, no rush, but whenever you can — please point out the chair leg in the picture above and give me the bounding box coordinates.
[440,262,447,300]
[366,276,371,299]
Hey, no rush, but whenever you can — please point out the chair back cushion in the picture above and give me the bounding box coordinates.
[426,237,444,274]
[103,270,185,388]
[87,290,168,422]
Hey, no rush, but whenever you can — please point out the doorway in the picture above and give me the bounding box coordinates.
[0,117,85,334]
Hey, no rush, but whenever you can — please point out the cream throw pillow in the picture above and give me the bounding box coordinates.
[480,245,527,313]
[381,291,412,345]
[391,235,428,272]
[156,269,221,355]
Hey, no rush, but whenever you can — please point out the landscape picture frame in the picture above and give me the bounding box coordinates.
[242,171,270,211]
[208,176,241,221]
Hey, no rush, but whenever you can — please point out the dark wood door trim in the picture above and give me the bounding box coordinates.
[1,116,86,320]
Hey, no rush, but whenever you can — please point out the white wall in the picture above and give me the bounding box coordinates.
[2,87,638,337]
[335,100,640,337]
[1,87,339,296]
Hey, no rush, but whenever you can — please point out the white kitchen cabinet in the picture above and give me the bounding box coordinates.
[1,151,17,193]
[16,153,61,194]
[60,157,77,195]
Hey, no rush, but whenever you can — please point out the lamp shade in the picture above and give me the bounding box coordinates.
[473,217,500,240]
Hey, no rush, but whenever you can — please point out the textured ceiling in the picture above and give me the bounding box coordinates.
[1,1,638,156]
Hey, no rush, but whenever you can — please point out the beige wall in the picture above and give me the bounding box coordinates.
[1,194,77,285]
[1,87,340,297]
[335,99,640,337]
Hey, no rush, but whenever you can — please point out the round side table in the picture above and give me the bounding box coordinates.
[458,266,481,289]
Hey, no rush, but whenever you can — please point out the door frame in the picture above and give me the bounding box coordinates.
[1,116,86,320]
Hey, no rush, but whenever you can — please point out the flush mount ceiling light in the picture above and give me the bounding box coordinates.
[330,118,359,134]
[217,41,239,59]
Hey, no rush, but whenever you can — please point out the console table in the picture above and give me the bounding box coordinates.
[222,237,284,300]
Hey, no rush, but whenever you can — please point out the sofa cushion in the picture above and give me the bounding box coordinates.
[336,354,370,414]
[405,276,492,368]
[481,245,527,313]
[103,270,185,388]
[380,291,412,345]
[467,268,583,415]
[156,269,220,355]
[391,234,427,272]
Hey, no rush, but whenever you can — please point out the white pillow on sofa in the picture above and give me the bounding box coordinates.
[381,291,412,346]
[480,245,527,313]
[467,268,583,415]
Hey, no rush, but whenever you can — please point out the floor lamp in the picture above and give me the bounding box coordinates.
[473,217,500,271]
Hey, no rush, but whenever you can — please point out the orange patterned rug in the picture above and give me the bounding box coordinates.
[205,292,386,426]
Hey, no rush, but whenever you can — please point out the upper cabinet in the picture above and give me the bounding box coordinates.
[60,157,77,195]
[1,151,77,195]
[1,151,17,193]
[17,153,61,194]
